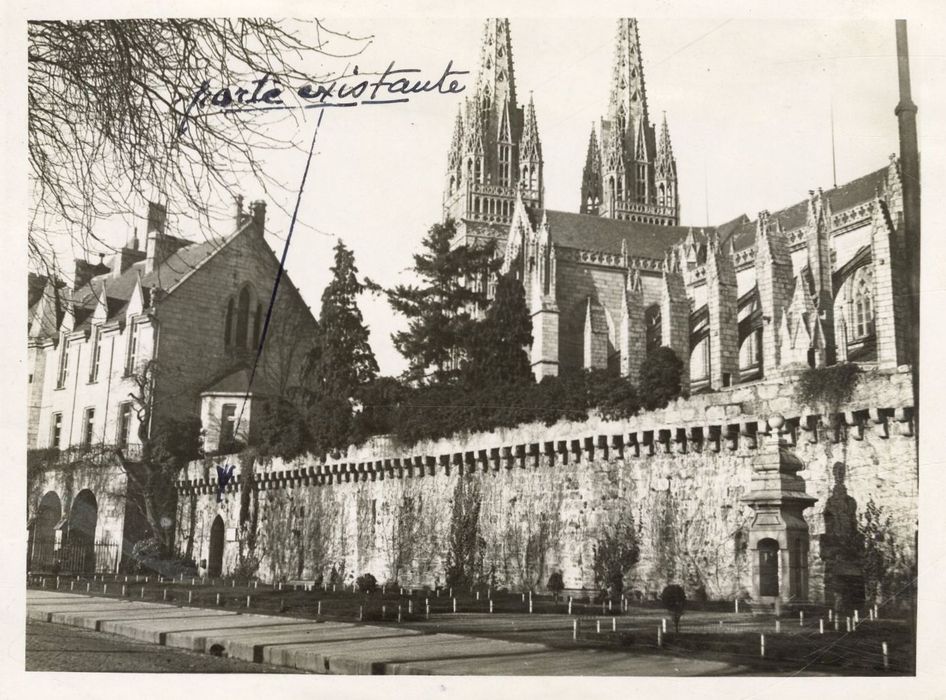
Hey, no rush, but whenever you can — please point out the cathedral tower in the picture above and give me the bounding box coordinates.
[580,19,679,226]
[444,19,543,246]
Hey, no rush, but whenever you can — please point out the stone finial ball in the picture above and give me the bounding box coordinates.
[767,414,785,430]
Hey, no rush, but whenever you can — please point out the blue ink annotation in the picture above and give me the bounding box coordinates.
[215,464,235,502]
[179,60,468,134]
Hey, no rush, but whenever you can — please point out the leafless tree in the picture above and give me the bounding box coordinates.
[28,19,372,281]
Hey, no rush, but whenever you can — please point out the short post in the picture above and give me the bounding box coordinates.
[449,587,453,598]
[612,617,616,632]
[382,605,386,619]
[333,584,336,592]
[103,584,107,594]
[775,620,781,633]
[232,580,235,588]
[192,578,195,586]
[163,588,168,601]
[188,591,193,604]
[608,599,612,613]
[358,605,363,621]
[596,620,601,634]
[247,596,251,608]
[800,611,804,626]
[662,618,667,633]
[453,597,457,613]
[657,626,663,648]
[216,593,221,606]
[573,620,578,640]
[882,642,889,670]
[382,585,386,595]
[86,582,91,593]
[819,619,824,634]
[317,600,321,615]
[601,601,605,614]
[568,597,572,615]
[874,604,879,620]
[56,576,60,589]
[121,585,126,596]
[409,600,413,614]
[141,587,145,599]
[846,616,851,632]
[397,605,402,623]
[529,598,533,614]
[476,591,480,600]
[834,617,840,631]
[760,634,765,657]
[124,575,128,583]
[489,600,494,614]
[521,593,525,603]
[426,602,430,620]
[735,599,740,613]
[828,609,833,621]
[70,581,75,591]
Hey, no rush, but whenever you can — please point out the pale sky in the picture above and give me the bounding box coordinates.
[61,17,935,377]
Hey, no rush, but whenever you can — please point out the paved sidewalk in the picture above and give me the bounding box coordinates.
[27,590,748,675]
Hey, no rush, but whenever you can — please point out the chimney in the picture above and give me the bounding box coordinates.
[142,201,189,273]
[73,257,111,290]
[234,195,245,231]
[250,200,266,236]
[112,229,146,278]
[147,201,167,236]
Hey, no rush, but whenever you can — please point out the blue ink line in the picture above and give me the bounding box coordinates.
[360,98,410,105]
[236,109,326,433]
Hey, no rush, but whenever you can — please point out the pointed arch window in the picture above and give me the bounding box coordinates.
[852,267,874,339]
[225,284,258,351]
[235,287,251,347]
[645,304,662,355]
[224,298,234,347]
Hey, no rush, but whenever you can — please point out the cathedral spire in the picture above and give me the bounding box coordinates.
[580,125,603,214]
[608,18,649,131]
[655,113,678,214]
[520,93,542,163]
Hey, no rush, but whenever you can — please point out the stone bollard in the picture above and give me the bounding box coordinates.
[453,598,457,613]
[834,617,840,631]
[568,598,572,615]
[70,581,75,591]
[828,609,833,621]
[489,600,494,614]
[317,601,321,615]
[56,576,60,589]
[819,619,824,634]
[608,600,612,613]
[662,618,667,633]
[775,620,780,633]
[216,593,221,606]
[800,611,804,626]
[760,634,765,657]
[122,585,127,596]
[426,603,430,620]
[232,580,235,588]
[141,587,145,599]
[476,591,480,601]
[846,617,851,632]
[188,591,193,604]
[657,626,663,648]
[735,599,740,613]
[521,593,525,603]
[854,610,860,626]
[397,605,402,623]
[529,599,533,614]
[612,617,616,632]
[449,587,453,598]
[382,605,386,619]
[596,620,601,634]
[882,642,889,670]
[247,596,251,608]
[358,605,363,621]
[409,600,413,614]
[103,584,108,594]
[86,583,91,593]
[573,620,578,640]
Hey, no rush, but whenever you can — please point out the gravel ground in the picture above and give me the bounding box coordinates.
[25,620,303,673]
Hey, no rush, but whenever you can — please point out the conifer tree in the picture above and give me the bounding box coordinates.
[305,240,378,453]
[384,219,499,383]
[466,271,534,387]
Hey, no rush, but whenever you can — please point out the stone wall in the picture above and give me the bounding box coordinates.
[177,367,916,602]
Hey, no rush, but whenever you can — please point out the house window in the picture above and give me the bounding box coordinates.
[235,287,251,349]
[82,407,95,447]
[89,329,102,383]
[117,402,132,449]
[56,339,69,389]
[224,298,234,347]
[220,403,238,450]
[852,267,874,339]
[125,321,139,375]
[50,412,62,449]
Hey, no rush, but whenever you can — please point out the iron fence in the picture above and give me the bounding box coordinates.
[28,541,119,574]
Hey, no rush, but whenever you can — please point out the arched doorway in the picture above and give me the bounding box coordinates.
[758,538,780,597]
[208,515,225,577]
[29,491,62,571]
[68,490,97,573]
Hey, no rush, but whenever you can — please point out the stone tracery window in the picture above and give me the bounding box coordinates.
[851,266,874,339]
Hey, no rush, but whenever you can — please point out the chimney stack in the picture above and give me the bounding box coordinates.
[250,200,266,236]
[234,195,245,231]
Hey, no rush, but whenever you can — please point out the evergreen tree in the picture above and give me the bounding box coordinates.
[466,271,534,387]
[304,240,379,453]
[385,219,499,383]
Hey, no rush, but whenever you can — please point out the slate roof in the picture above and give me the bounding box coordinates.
[539,209,704,259]
[725,166,887,253]
[530,165,887,262]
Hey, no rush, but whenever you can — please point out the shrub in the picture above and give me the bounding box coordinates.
[640,347,684,410]
[356,572,378,593]
[797,362,861,412]
[660,584,687,632]
[547,571,565,601]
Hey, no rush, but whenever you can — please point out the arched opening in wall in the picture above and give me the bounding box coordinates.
[645,304,662,356]
[758,538,779,597]
[689,336,710,389]
[208,515,225,577]
[30,491,62,571]
[68,490,97,573]
[738,328,763,381]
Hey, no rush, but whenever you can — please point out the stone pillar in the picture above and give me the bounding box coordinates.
[870,196,910,369]
[660,266,690,392]
[531,237,559,379]
[754,212,794,376]
[620,268,645,380]
[705,235,739,389]
[806,191,836,365]
[743,415,817,605]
